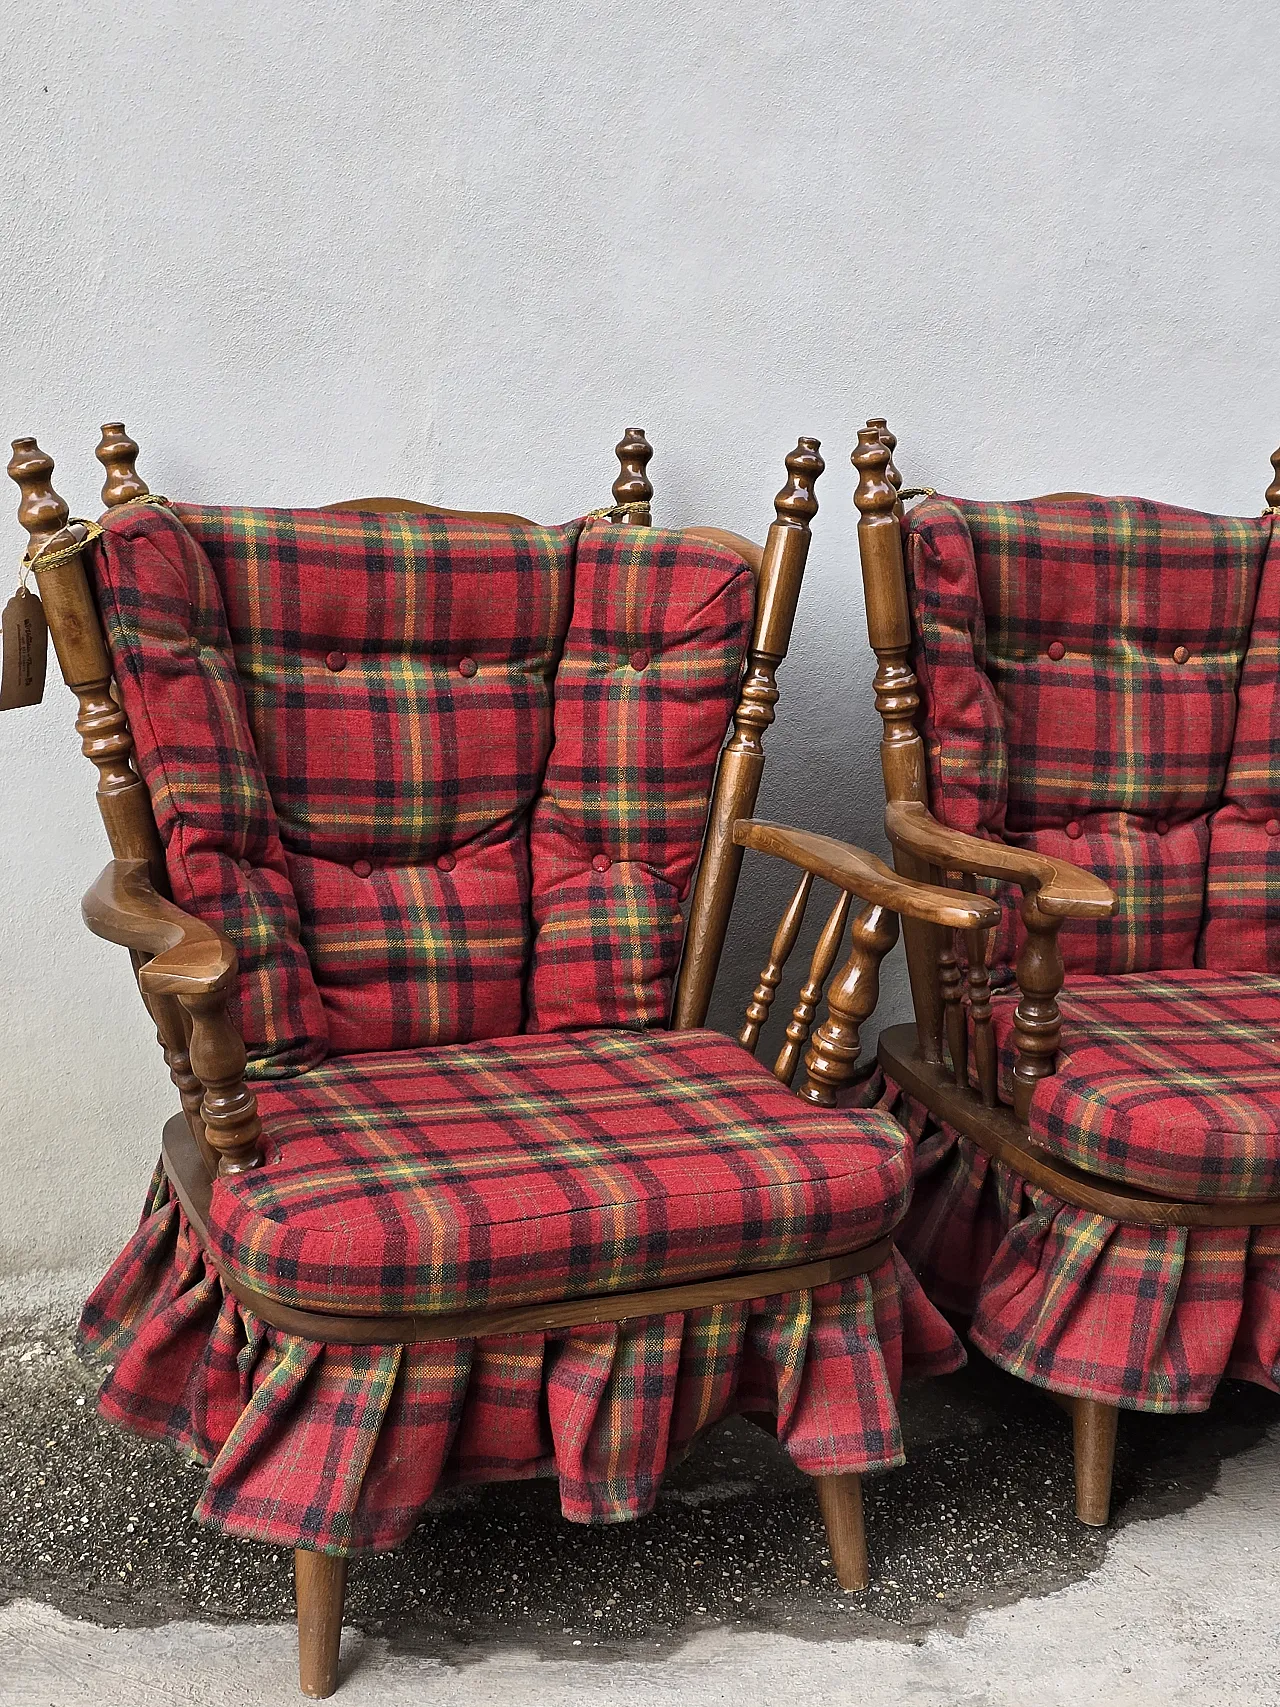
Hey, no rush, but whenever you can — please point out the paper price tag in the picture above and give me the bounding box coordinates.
[0,585,49,710]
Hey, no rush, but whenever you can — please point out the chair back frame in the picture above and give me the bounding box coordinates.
[7,422,822,1137]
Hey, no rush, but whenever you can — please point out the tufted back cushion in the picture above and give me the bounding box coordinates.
[526,525,755,1029]
[93,504,752,1075]
[903,496,1274,977]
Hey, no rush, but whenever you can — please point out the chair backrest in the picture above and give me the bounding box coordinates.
[853,423,1280,1000]
[10,423,822,1080]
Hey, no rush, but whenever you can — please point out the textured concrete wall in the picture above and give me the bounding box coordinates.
[1,0,1276,1282]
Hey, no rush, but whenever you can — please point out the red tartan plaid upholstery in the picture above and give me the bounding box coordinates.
[526,527,751,1030]
[903,496,1275,977]
[78,1169,963,1552]
[970,971,1280,1202]
[1202,526,1280,970]
[92,506,750,1069]
[861,1072,1280,1412]
[212,1028,912,1316]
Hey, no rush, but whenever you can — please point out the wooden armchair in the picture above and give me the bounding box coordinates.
[852,420,1280,1529]
[8,422,993,1697]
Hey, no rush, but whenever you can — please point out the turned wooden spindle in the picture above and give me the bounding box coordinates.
[1011,889,1064,1122]
[612,426,654,524]
[7,437,166,882]
[740,872,812,1054]
[938,922,967,1088]
[8,436,71,558]
[1266,445,1280,511]
[96,422,150,508]
[866,418,902,497]
[961,871,997,1105]
[773,891,852,1086]
[671,437,823,1030]
[180,988,263,1174]
[852,426,942,1063]
[799,902,900,1106]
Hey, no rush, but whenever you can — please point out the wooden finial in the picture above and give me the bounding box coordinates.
[1266,445,1280,510]
[612,427,654,523]
[866,417,902,492]
[773,435,824,527]
[852,426,898,520]
[96,422,150,508]
[8,437,71,558]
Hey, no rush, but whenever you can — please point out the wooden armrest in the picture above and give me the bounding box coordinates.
[884,801,1117,921]
[82,859,236,997]
[732,820,1002,931]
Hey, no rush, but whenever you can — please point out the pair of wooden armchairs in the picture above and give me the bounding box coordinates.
[11,414,1280,1695]
[9,423,985,1697]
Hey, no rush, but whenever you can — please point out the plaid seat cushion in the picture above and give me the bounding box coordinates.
[979,970,1280,1201]
[526,525,752,1030]
[210,1027,912,1316]
[904,497,1274,977]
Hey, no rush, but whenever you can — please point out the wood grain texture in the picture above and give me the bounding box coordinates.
[295,1551,347,1698]
[885,801,1117,920]
[732,820,1002,929]
[813,1473,870,1590]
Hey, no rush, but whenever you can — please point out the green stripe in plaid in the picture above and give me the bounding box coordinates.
[526,524,752,1030]
[975,971,1280,1201]
[211,1027,912,1316]
[904,496,1272,977]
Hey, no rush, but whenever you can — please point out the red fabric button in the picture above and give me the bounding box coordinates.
[1173,645,1190,664]
[458,657,478,677]
[591,854,611,872]
[1066,821,1082,840]
[1267,820,1280,837]
[352,859,373,879]
[326,650,347,672]
[436,853,456,872]
[629,649,650,672]
[1047,641,1065,661]
[1156,820,1170,835]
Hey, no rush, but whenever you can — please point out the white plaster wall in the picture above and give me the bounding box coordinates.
[1,0,1277,1284]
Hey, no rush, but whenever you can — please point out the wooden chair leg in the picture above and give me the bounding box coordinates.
[1072,1397,1119,1527]
[295,1549,348,1699]
[813,1472,870,1590]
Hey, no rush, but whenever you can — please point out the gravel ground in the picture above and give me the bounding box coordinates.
[2,1325,1277,1665]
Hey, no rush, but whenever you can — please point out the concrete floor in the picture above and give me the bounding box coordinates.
[2,1316,1279,1706]
[5,1430,1279,1706]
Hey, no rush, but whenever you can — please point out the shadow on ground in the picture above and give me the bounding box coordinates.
[1,1328,1276,1664]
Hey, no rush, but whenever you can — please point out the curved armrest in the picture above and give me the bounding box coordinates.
[884,801,1117,921]
[732,820,1002,930]
[82,859,237,997]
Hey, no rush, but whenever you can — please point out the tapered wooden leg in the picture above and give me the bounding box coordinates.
[1072,1398,1119,1527]
[295,1549,347,1699]
[813,1472,870,1590]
